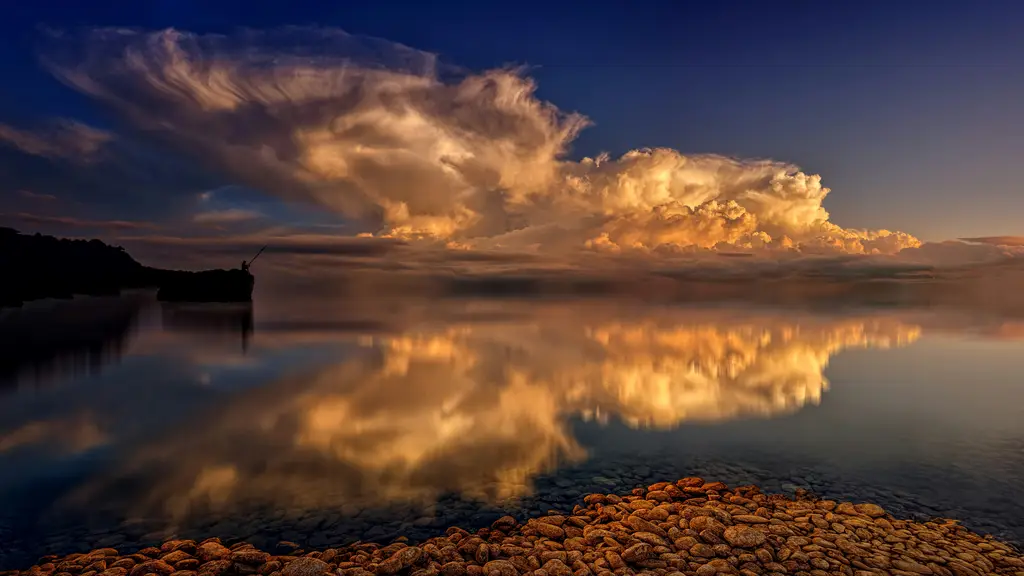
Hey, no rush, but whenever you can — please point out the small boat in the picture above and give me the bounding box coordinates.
[156,246,264,303]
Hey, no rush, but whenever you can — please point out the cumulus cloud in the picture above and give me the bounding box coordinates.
[0,119,112,163]
[40,27,922,257]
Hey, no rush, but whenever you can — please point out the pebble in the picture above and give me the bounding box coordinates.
[5,477,1024,576]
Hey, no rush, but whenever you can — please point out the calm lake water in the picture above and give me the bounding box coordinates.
[1,292,1023,567]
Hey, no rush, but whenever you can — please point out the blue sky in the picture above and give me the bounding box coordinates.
[1,0,1023,242]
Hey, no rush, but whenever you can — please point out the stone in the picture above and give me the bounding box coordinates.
[376,547,423,575]
[732,515,769,524]
[196,562,232,576]
[10,476,1024,576]
[129,562,174,576]
[158,553,191,566]
[529,521,566,540]
[280,558,329,576]
[161,542,195,554]
[541,560,571,576]
[695,563,717,576]
[231,551,270,565]
[196,544,230,564]
[620,544,652,564]
[854,504,885,518]
[722,527,766,548]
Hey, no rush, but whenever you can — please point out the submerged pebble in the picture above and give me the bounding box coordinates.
[4,477,1023,576]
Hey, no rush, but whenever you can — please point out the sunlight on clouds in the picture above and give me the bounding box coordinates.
[41,27,921,257]
[0,119,112,163]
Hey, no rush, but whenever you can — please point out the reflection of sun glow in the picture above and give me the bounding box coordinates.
[71,307,920,521]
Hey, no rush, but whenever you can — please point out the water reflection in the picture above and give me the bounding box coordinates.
[69,304,921,523]
[0,295,145,390]
[160,302,254,353]
[0,296,257,394]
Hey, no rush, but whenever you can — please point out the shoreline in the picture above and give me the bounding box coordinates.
[3,478,1022,576]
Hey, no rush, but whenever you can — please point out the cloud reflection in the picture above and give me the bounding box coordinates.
[65,304,919,525]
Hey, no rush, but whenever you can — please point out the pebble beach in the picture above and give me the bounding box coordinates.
[4,478,1022,576]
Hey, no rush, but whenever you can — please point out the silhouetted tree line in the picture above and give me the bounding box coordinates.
[0,228,255,307]
[0,227,158,307]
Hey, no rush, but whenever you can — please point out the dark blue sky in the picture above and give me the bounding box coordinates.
[2,0,1023,240]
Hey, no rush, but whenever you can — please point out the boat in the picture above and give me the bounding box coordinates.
[156,246,265,303]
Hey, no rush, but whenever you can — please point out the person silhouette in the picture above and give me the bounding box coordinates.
[241,260,249,272]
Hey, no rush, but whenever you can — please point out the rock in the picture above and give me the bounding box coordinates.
[230,551,270,565]
[9,476,1024,576]
[695,563,717,576]
[161,542,196,555]
[529,521,565,540]
[540,560,571,576]
[722,526,766,548]
[196,544,230,564]
[280,558,329,576]
[854,503,886,518]
[158,552,192,565]
[439,563,466,576]
[376,547,423,575]
[732,515,769,524]
[129,562,174,576]
[196,561,232,576]
[482,561,516,576]
[620,544,652,564]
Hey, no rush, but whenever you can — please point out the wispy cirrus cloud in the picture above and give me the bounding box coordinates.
[16,190,58,201]
[0,119,112,163]
[3,212,159,231]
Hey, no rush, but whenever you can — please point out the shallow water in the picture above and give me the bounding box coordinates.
[1,293,1023,567]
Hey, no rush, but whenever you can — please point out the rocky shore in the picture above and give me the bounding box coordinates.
[4,478,1022,576]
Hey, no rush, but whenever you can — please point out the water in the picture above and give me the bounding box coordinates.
[1,292,1023,567]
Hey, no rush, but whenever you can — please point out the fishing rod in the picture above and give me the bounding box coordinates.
[246,245,267,267]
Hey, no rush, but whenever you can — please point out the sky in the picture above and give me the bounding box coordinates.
[1,0,1023,270]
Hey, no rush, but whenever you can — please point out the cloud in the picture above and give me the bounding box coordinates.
[16,190,58,201]
[895,240,1024,266]
[38,26,922,257]
[0,119,112,163]
[960,236,1024,247]
[3,212,159,231]
[120,230,404,256]
[191,208,263,224]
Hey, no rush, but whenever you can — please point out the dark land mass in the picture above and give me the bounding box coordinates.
[0,228,252,308]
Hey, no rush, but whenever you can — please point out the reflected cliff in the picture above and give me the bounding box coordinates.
[0,295,146,390]
[0,296,256,391]
[160,302,254,353]
[68,304,920,524]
